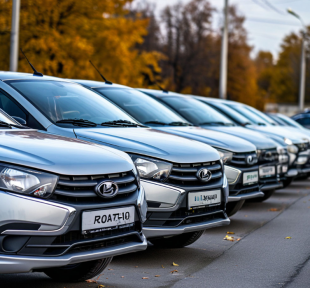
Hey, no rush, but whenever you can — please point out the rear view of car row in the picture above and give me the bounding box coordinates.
[0,62,308,282]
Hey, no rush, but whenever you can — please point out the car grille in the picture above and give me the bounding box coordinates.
[166,160,223,190]
[51,170,138,202]
[258,148,278,165]
[231,151,257,167]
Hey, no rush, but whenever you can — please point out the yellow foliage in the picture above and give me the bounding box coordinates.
[0,0,162,87]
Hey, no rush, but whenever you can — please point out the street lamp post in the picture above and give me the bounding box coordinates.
[219,0,228,99]
[10,0,21,72]
[287,8,307,112]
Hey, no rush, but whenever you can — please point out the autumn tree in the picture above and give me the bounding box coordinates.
[0,0,162,87]
[270,28,310,104]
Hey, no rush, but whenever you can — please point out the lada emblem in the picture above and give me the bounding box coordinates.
[95,181,119,198]
[247,155,253,164]
[196,168,212,182]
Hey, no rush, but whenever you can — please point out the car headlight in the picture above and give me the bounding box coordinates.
[130,155,173,182]
[0,164,58,198]
[216,149,233,164]
[287,145,298,154]
[256,149,261,158]
[284,138,293,145]
[277,146,289,163]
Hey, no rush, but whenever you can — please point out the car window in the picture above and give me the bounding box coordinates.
[0,90,27,121]
[277,114,305,129]
[245,106,277,125]
[96,88,186,124]
[295,117,310,125]
[159,97,235,126]
[228,104,270,125]
[6,80,137,125]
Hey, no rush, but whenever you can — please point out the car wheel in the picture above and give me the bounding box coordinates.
[226,200,245,217]
[282,177,293,188]
[43,257,112,282]
[149,230,205,248]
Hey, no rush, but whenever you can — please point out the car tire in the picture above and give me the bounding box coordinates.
[43,257,112,282]
[226,200,245,217]
[149,230,205,248]
[282,177,293,188]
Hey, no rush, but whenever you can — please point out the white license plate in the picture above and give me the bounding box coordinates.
[243,171,258,185]
[259,166,276,178]
[82,206,135,233]
[188,190,221,209]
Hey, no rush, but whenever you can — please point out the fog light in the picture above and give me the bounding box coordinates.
[224,166,241,185]
[296,156,308,165]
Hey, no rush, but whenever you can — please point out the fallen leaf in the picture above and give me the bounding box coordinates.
[121,276,124,278]
[108,268,113,271]
[86,279,97,283]
[223,235,234,241]
[170,270,178,273]
[98,285,105,288]
[155,275,160,277]
[227,232,235,234]
[135,266,138,268]
[237,238,241,241]
[269,208,280,212]
[244,215,248,217]
[172,262,179,266]
[142,277,149,279]
[161,265,165,268]
[285,237,292,239]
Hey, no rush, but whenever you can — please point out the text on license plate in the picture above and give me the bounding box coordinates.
[82,206,135,234]
[259,166,276,178]
[188,190,221,209]
[243,171,258,185]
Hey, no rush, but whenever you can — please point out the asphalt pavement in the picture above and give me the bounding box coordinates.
[1,179,310,288]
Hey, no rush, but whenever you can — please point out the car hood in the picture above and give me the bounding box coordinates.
[201,126,277,150]
[74,127,220,163]
[0,129,135,175]
[248,125,310,144]
[152,126,256,153]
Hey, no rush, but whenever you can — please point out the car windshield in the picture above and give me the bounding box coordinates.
[205,101,252,125]
[277,114,305,129]
[95,87,188,125]
[6,80,137,126]
[227,104,270,126]
[160,96,235,126]
[267,114,286,126]
[245,106,277,125]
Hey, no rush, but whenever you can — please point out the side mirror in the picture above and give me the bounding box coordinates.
[11,116,27,125]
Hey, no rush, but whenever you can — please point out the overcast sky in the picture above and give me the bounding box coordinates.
[148,0,309,59]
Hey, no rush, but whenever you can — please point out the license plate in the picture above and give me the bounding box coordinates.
[188,190,221,209]
[259,166,276,178]
[82,206,135,234]
[243,171,258,185]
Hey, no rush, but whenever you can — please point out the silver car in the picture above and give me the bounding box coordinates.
[0,108,147,281]
[0,72,230,249]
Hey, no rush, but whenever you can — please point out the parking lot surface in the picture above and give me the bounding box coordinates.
[1,179,310,288]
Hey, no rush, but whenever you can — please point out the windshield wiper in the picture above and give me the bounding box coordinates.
[0,120,29,129]
[199,121,226,126]
[56,119,98,127]
[241,122,252,126]
[168,121,193,126]
[144,120,168,126]
[257,122,267,126]
[100,120,145,127]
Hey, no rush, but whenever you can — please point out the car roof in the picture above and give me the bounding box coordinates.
[192,95,240,105]
[70,79,130,89]
[138,88,184,98]
[0,71,72,82]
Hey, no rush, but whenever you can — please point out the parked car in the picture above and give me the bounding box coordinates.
[195,97,310,186]
[73,81,268,216]
[0,72,230,249]
[0,108,147,280]
[292,110,310,129]
[137,89,289,197]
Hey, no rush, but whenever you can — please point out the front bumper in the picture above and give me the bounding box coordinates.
[0,235,147,274]
[141,179,229,239]
[225,165,263,202]
[0,189,147,274]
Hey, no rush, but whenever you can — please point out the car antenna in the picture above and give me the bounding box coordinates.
[20,49,43,77]
[89,60,112,85]
[153,81,168,93]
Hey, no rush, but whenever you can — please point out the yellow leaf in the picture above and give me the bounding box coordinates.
[285,237,292,239]
[161,265,165,268]
[269,208,280,212]
[223,235,234,241]
[155,275,160,277]
[98,285,105,288]
[172,262,179,266]
[227,232,235,234]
